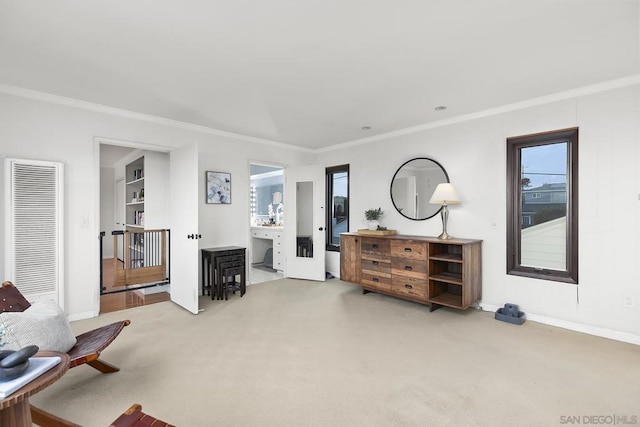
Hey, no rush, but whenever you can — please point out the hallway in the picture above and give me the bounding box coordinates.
[100,258,170,314]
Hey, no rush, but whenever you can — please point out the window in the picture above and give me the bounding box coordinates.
[506,128,578,284]
[326,164,349,251]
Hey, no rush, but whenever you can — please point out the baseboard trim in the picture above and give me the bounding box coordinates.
[480,303,640,346]
[67,310,97,322]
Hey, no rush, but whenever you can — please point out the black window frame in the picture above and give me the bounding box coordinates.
[506,128,578,284]
[326,164,349,252]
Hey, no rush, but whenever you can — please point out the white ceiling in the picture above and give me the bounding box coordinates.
[1,1,638,150]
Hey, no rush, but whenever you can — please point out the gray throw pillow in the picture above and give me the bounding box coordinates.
[0,299,77,352]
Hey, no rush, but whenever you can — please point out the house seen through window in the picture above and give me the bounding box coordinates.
[507,128,578,284]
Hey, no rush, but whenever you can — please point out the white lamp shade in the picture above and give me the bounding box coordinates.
[429,183,460,205]
[272,191,283,204]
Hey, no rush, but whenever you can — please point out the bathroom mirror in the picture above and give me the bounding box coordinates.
[390,157,449,220]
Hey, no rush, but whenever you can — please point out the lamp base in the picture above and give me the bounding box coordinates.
[437,231,453,240]
[437,204,453,240]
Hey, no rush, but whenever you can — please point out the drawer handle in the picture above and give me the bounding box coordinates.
[404,266,413,271]
[372,261,379,265]
[372,277,379,282]
[404,248,412,252]
[404,284,413,289]
[372,244,379,249]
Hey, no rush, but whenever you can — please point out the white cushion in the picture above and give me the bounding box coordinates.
[0,299,77,352]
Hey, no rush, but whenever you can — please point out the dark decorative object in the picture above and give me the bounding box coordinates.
[0,344,39,380]
[495,303,526,325]
[0,360,29,380]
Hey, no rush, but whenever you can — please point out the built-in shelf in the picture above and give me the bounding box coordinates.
[126,156,145,229]
[126,177,144,185]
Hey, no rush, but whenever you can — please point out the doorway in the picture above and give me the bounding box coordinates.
[99,144,170,313]
[249,162,285,284]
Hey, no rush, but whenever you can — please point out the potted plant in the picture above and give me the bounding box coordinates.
[364,207,384,230]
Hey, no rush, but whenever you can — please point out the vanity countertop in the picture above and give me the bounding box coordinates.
[252,225,284,230]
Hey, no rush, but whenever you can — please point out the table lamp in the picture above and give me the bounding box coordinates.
[429,183,460,240]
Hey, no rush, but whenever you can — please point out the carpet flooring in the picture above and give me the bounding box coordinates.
[31,278,640,426]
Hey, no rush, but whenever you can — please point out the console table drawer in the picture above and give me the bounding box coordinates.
[391,276,428,300]
[361,256,391,275]
[390,240,427,260]
[361,272,391,291]
[361,237,390,256]
[391,258,427,279]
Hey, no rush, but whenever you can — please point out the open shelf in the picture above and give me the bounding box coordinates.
[429,272,462,285]
[126,156,145,228]
[429,253,462,263]
[126,177,144,186]
[429,292,463,308]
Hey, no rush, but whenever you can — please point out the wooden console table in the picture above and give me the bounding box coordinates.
[0,351,71,427]
[340,232,482,311]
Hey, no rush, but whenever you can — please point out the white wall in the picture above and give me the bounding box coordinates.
[2,82,639,343]
[318,83,640,343]
[0,92,311,319]
[198,143,312,264]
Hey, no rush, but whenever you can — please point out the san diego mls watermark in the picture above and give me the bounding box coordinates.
[560,414,638,425]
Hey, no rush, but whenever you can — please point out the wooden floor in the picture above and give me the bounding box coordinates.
[101,258,170,314]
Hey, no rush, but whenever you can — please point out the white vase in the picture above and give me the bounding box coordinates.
[367,220,379,230]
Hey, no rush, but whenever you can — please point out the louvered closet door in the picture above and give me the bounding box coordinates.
[4,158,64,307]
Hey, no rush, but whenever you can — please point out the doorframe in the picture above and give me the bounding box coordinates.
[93,137,172,317]
[114,177,125,261]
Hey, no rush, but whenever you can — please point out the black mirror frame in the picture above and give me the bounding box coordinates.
[390,157,450,221]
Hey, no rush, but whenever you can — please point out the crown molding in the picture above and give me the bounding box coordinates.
[3,74,639,155]
[0,84,313,153]
[317,73,640,153]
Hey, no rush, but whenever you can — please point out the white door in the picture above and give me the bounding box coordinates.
[285,165,326,281]
[169,142,200,314]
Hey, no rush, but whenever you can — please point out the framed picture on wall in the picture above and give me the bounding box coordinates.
[206,171,231,204]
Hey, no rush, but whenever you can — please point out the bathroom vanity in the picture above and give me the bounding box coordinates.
[251,226,285,271]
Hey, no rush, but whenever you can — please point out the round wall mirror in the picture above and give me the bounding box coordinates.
[390,157,449,221]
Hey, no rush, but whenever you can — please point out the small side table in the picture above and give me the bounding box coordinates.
[0,351,71,427]
[201,246,246,299]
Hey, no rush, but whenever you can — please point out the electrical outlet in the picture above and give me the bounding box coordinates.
[623,295,635,308]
